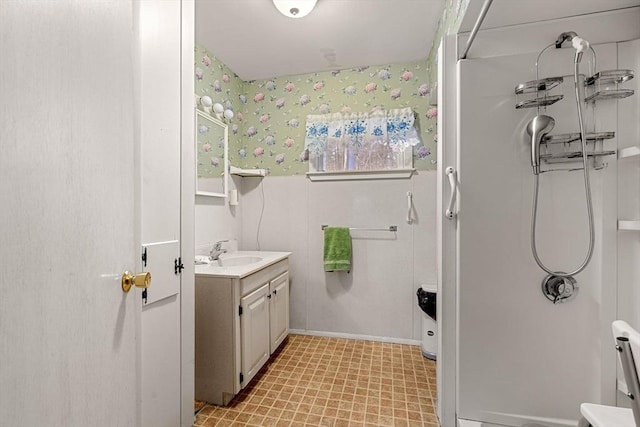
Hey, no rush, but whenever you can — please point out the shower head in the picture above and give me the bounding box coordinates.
[526,115,555,175]
[555,31,590,63]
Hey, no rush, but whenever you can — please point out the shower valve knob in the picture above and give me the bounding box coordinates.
[542,274,578,304]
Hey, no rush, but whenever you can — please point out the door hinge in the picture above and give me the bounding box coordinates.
[239,372,244,383]
[142,288,148,304]
[174,257,184,275]
[142,247,147,267]
[239,305,243,316]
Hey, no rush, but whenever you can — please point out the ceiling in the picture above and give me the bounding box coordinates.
[195,0,445,81]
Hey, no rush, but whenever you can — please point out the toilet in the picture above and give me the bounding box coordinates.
[579,320,640,427]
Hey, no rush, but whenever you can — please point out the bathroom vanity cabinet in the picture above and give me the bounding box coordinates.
[195,252,290,405]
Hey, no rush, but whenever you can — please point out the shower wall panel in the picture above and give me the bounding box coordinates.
[615,37,640,404]
[456,43,619,425]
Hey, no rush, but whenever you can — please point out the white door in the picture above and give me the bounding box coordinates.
[136,1,183,426]
[1,1,193,425]
[1,1,139,425]
[269,272,289,353]
[241,283,271,387]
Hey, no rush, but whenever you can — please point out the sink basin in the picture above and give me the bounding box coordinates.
[217,255,263,267]
[195,251,291,278]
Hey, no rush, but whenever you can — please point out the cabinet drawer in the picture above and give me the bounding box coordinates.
[240,259,289,296]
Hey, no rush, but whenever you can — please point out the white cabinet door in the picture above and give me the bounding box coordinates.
[240,283,271,387]
[269,272,289,353]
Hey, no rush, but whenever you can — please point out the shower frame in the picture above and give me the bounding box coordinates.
[437,6,640,427]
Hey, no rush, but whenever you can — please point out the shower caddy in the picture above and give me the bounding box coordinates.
[515,62,635,173]
[515,39,635,303]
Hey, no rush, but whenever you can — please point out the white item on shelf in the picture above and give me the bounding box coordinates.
[229,189,239,206]
[618,146,640,159]
[618,220,640,231]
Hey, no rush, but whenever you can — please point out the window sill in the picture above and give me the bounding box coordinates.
[306,169,415,181]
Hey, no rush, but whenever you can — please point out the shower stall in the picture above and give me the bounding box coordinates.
[437,4,640,427]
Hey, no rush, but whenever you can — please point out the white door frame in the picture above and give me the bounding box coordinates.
[179,1,196,426]
[133,1,195,426]
[437,33,459,427]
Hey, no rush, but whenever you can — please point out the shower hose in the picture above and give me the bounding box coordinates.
[530,59,595,277]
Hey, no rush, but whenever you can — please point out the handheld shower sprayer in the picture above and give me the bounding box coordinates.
[526,115,555,175]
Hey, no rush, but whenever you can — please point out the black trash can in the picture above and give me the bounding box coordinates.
[417,285,437,360]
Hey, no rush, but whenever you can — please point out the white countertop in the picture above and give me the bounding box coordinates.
[194,251,291,279]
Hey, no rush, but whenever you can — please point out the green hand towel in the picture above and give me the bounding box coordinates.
[324,227,351,272]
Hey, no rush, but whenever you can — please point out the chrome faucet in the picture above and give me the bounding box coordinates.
[209,240,228,261]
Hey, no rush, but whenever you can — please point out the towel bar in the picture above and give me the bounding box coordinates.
[321,225,398,232]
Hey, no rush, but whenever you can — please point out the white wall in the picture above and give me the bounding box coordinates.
[236,173,437,342]
[195,178,242,254]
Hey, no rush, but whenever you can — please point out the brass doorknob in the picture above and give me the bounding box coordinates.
[121,271,151,292]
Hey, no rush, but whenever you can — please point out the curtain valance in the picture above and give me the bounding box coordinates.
[305,108,420,172]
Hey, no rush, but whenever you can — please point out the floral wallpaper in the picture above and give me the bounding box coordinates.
[194,0,468,177]
[194,46,245,153]
[426,0,470,85]
[196,111,225,178]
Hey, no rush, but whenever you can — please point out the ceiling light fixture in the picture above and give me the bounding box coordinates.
[272,0,318,18]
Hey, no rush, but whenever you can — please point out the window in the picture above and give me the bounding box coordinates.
[305,108,420,176]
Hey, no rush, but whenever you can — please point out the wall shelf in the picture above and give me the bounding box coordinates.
[306,169,415,181]
[585,69,634,86]
[585,89,634,103]
[540,150,616,161]
[229,166,267,177]
[618,146,640,159]
[515,77,564,94]
[515,95,563,109]
[542,132,615,145]
[514,76,564,109]
[538,131,616,168]
[584,69,635,103]
[618,220,640,231]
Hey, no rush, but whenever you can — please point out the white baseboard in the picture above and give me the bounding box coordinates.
[289,329,421,346]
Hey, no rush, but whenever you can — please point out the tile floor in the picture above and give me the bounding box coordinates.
[194,334,438,426]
